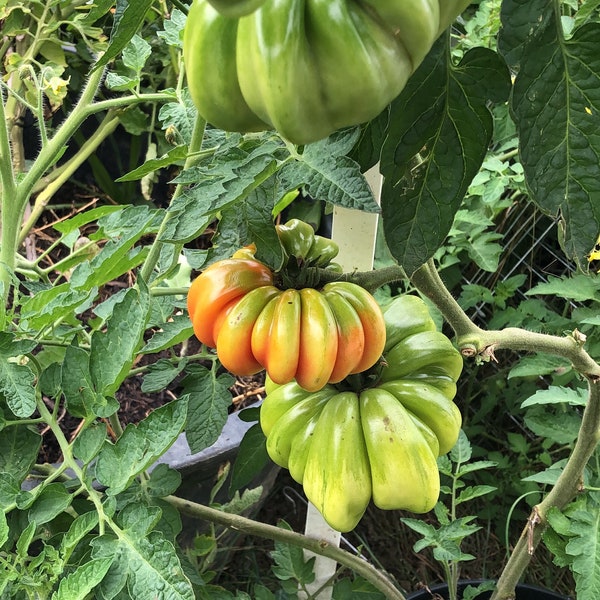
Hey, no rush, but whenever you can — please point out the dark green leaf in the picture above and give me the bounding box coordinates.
[147,463,182,497]
[141,358,188,394]
[90,282,151,397]
[93,0,155,71]
[500,3,600,267]
[161,142,281,243]
[380,40,510,275]
[182,365,234,454]
[54,558,113,600]
[270,521,315,585]
[62,343,101,418]
[28,483,72,525]
[117,145,188,182]
[0,427,41,484]
[73,423,108,465]
[141,314,193,354]
[279,145,379,213]
[229,424,270,494]
[208,183,285,268]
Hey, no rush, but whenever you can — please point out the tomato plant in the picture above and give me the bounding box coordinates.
[0,2,599,600]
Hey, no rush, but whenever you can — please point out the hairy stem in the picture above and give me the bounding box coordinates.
[166,494,405,600]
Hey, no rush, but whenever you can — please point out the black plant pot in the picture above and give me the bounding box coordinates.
[405,580,573,600]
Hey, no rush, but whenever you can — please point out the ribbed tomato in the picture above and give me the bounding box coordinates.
[187,257,385,391]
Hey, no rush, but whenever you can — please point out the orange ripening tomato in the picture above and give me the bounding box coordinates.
[186,257,274,348]
[187,258,386,391]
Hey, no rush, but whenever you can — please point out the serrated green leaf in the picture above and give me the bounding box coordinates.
[522,460,568,485]
[449,430,472,465]
[500,3,600,267]
[270,521,315,585]
[91,530,194,599]
[0,472,21,510]
[0,357,36,418]
[141,315,193,354]
[566,505,600,598]
[90,282,151,397]
[60,512,100,563]
[455,485,497,505]
[61,343,101,419]
[0,510,7,547]
[161,141,281,243]
[17,520,36,557]
[207,182,285,268]
[28,483,72,525]
[381,41,510,274]
[72,423,108,465]
[221,486,263,515]
[456,460,498,477]
[19,283,93,332]
[400,518,437,539]
[181,365,234,454]
[147,463,182,497]
[527,274,600,302]
[0,426,41,485]
[521,385,588,408]
[158,89,198,145]
[141,358,188,393]
[508,354,572,379]
[279,138,378,213]
[524,407,581,445]
[93,0,155,71]
[117,145,188,182]
[229,424,270,495]
[95,399,188,495]
[52,557,113,600]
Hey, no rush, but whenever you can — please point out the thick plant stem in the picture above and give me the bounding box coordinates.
[491,379,600,600]
[411,260,600,379]
[166,494,405,600]
[410,260,481,338]
[0,89,17,329]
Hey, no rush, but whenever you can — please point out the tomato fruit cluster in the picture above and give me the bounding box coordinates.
[259,294,463,532]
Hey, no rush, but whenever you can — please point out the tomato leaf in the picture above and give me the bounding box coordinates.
[181,365,234,454]
[93,0,155,72]
[379,39,511,275]
[229,423,270,494]
[499,0,600,268]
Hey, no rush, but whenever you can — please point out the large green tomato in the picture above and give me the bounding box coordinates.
[260,294,463,532]
[183,0,470,144]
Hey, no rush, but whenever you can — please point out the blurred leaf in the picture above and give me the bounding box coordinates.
[521,385,588,408]
[93,0,155,71]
